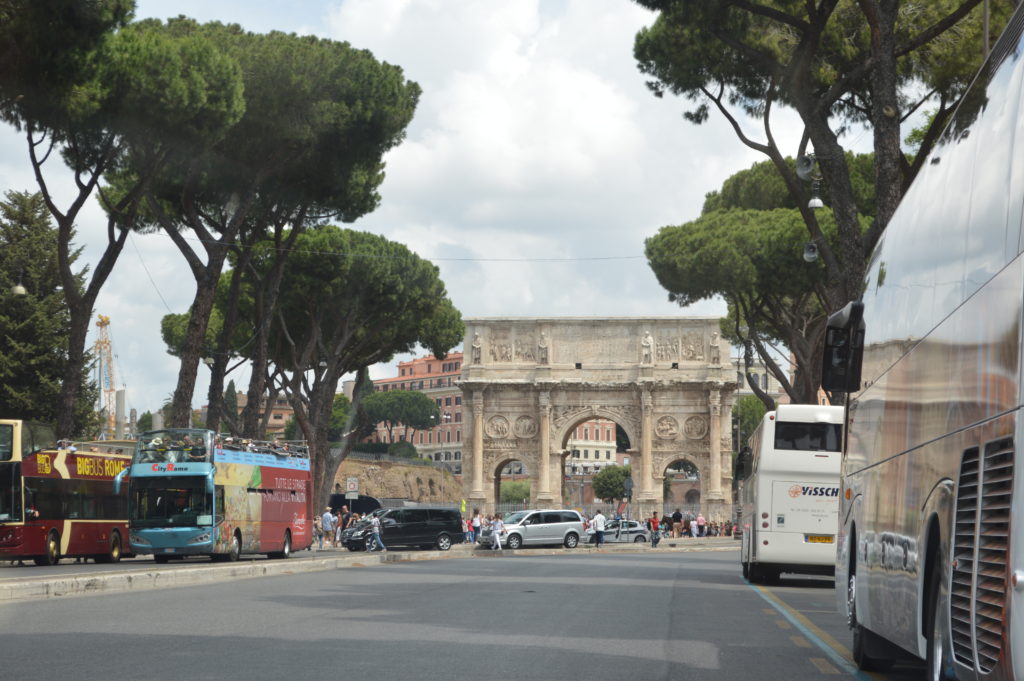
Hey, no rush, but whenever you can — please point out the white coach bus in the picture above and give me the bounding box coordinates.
[821,6,1024,679]
[737,404,844,584]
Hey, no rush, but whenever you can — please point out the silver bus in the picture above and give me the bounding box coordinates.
[821,7,1024,679]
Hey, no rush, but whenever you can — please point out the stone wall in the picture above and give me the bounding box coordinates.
[334,458,461,504]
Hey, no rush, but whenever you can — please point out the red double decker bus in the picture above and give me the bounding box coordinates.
[0,419,133,565]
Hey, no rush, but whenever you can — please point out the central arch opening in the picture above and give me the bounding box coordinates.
[560,417,632,510]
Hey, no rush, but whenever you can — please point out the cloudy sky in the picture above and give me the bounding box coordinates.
[0,0,814,417]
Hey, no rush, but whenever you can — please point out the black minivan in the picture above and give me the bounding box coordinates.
[341,507,464,551]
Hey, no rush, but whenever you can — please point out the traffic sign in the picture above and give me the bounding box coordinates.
[346,476,359,493]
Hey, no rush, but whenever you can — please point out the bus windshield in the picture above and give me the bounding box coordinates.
[0,463,21,521]
[0,424,12,461]
[773,422,842,452]
[135,429,210,464]
[130,477,212,527]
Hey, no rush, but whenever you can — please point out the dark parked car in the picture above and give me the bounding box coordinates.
[340,507,464,551]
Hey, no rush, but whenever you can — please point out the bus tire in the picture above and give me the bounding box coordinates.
[269,531,291,560]
[95,532,122,563]
[741,559,749,579]
[848,573,894,671]
[154,555,170,564]
[926,554,954,679]
[34,531,60,566]
[227,532,241,561]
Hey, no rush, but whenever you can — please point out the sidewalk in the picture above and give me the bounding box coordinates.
[0,536,739,602]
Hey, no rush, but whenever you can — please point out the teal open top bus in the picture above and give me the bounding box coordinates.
[119,429,312,562]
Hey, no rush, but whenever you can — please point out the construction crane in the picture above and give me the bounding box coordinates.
[94,314,117,438]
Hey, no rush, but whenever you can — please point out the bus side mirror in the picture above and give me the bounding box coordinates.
[206,471,215,494]
[821,301,865,393]
[113,468,127,494]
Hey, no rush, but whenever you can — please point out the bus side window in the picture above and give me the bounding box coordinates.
[215,486,225,524]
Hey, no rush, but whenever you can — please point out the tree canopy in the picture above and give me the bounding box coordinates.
[0,191,99,434]
[118,19,422,429]
[635,1,1014,401]
[251,225,463,513]
[362,390,441,443]
[592,465,633,502]
[647,155,872,403]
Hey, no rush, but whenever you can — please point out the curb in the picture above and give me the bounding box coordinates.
[0,540,739,603]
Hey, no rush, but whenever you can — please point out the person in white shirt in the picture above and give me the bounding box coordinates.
[490,513,506,551]
[368,513,387,552]
[592,510,607,547]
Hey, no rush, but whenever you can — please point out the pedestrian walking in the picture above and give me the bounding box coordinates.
[321,506,335,548]
[338,505,352,543]
[592,509,607,547]
[647,512,660,548]
[696,512,707,537]
[671,508,683,537]
[471,508,482,544]
[313,515,324,550]
[490,513,506,551]
[368,513,387,552]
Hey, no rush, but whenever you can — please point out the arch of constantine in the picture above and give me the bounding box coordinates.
[460,318,737,521]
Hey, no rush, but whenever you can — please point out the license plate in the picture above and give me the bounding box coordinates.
[164,548,175,553]
[806,535,833,544]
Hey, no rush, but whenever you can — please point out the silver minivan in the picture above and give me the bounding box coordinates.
[480,509,585,549]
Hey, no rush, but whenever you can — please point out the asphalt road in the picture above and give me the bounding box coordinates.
[0,548,927,681]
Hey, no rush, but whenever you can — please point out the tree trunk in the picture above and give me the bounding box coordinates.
[168,254,228,427]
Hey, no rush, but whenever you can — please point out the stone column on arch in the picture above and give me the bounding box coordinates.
[640,389,654,499]
[470,391,486,503]
[707,386,724,502]
[536,390,554,504]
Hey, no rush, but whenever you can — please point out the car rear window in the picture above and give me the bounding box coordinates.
[560,511,580,523]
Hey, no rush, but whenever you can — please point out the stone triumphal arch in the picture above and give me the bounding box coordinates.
[460,318,737,521]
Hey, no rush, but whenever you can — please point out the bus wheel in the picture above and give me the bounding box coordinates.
[849,574,894,671]
[269,531,291,560]
[96,533,122,564]
[154,555,170,564]
[926,561,954,680]
[227,533,241,562]
[741,560,749,580]
[34,531,60,566]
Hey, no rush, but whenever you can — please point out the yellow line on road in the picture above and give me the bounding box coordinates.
[790,635,812,648]
[754,584,890,681]
[810,657,840,674]
[775,618,792,630]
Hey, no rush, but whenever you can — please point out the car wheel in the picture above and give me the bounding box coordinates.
[436,533,452,551]
[633,535,647,543]
[564,533,579,549]
[507,534,522,550]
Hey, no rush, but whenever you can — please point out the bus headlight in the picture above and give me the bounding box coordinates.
[130,534,150,546]
[187,532,211,544]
